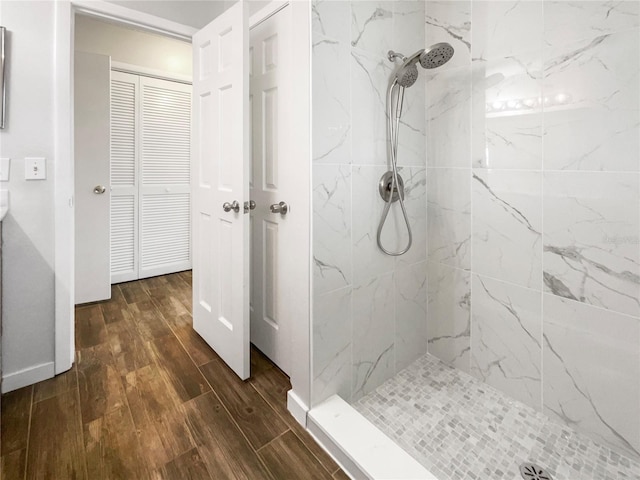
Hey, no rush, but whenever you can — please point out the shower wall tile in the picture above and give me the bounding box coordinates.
[396,166,427,269]
[544,1,640,49]
[427,262,471,373]
[312,37,351,164]
[426,65,471,168]
[392,1,425,58]
[471,0,543,61]
[427,168,471,270]
[395,262,428,372]
[352,273,395,401]
[352,165,396,285]
[471,54,543,170]
[543,29,640,172]
[471,275,542,411]
[351,1,394,59]
[543,294,640,459]
[543,172,640,317]
[313,286,353,405]
[472,170,542,290]
[313,164,352,295]
[312,0,350,44]
[351,48,392,165]
[425,1,471,71]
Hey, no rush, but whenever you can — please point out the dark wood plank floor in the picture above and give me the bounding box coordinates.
[1,272,345,480]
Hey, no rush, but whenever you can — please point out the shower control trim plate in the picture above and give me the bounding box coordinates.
[379,171,405,203]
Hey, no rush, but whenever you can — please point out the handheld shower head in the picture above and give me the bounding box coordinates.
[419,42,454,69]
[396,62,419,88]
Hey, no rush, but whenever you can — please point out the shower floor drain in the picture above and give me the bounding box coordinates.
[519,463,553,480]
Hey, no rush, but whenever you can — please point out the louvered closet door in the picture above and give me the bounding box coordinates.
[138,76,192,279]
[110,71,139,283]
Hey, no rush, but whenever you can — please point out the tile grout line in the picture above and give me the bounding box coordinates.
[21,385,34,480]
[73,348,89,480]
[255,428,291,453]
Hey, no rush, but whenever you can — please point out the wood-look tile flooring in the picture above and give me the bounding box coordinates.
[1,272,347,480]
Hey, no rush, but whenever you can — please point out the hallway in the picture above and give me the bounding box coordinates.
[1,272,346,479]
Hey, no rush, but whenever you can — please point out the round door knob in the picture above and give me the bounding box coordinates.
[223,200,240,213]
[93,185,107,194]
[269,201,288,215]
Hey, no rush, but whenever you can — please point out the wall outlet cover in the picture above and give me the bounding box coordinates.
[25,157,46,180]
[0,157,10,181]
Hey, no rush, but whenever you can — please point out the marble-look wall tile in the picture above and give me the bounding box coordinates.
[352,273,395,401]
[472,170,542,289]
[471,275,542,411]
[313,164,352,295]
[313,287,353,405]
[543,294,640,459]
[427,262,471,373]
[392,0,425,58]
[471,0,543,60]
[543,29,639,172]
[352,165,395,285]
[351,48,393,165]
[313,37,351,164]
[351,1,394,59]
[312,0,350,44]
[426,65,471,168]
[543,172,640,317]
[425,1,471,70]
[395,262,428,372]
[427,168,471,270]
[544,1,640,49]
[472,54,543,170]
[395,166,427,269]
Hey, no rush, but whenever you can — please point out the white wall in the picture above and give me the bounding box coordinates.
[0,0,57,390]
[75,15,191,76]
[103,0,227,29]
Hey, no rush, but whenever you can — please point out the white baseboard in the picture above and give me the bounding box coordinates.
[2,361,55,393]
[286,389,308,427]
[308,395,437,480]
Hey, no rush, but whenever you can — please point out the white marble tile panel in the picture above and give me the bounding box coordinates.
[544,1,640,49]
[427,168,471,270]
[543,172,640,317]
[351,48,393,166]
[471,0,543,61]
[313,286,353,405]
[312,0,351,44]
[312,37,351,164]
[352,165,396,285]
[471,274,542,411]
[313,164,352,295]
[352,273,395,401]
[426,66,471,168]
[395,262,428,372]
[392,0,425,59]
[543,294,640,459]
[351,1,394,59]
[543,28,640,113]
[426,262,471,373]
[425,1,471,70]
[472,170,542,290]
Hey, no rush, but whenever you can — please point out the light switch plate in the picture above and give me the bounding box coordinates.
[25,157,46,180]
[0,158,9,181]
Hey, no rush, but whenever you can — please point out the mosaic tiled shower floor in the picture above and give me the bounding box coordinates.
[353,354,640,480]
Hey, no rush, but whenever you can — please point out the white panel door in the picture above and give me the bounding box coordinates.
[110,71,139,284]
[249,5,293,375]
[192,1,250,380]
[139,76,192,279]
[74,52,111,304]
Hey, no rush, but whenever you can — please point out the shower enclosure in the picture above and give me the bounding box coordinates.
[310,1,640,478]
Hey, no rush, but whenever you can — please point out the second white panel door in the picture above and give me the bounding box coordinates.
[250,6,294,376]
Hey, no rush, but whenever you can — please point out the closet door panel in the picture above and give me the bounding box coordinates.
[110,71,139,283]
[139,76,192,279]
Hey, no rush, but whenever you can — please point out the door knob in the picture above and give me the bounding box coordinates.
[269,201,288,215]
[222,200,240,213]
[244,200,256,213]
[93,185,107,194]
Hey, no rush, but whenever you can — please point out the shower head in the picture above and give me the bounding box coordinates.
[396,62,419,88]
[419,42,454,69]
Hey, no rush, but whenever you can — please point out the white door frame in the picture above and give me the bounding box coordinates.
[53,0,312,419]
